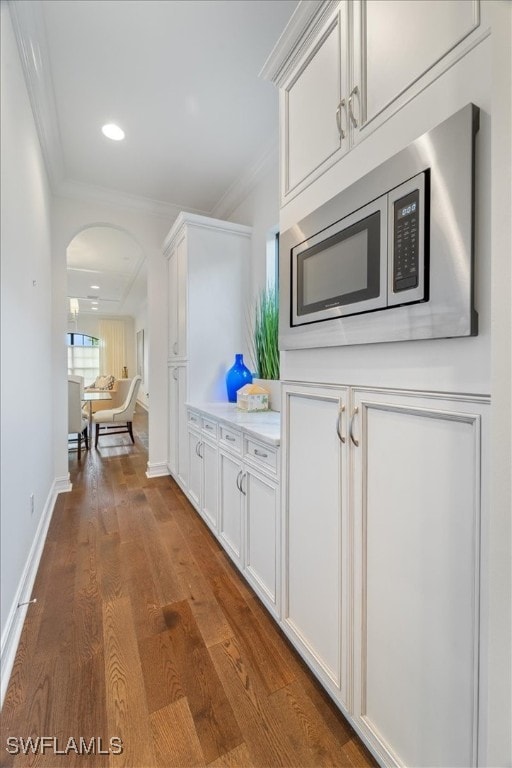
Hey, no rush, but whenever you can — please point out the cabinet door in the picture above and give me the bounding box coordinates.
[167,248,178,359]
[201,438,218,531]
[351,389,483,767]
[176,232,187,358]
[218,451,243,566]
[176,365,188,489]
[187,428,201,509]
[355,0,481,140]
[282,384,349,705]
[167,367,178,475]
[244,469,279,617]
[283,4,348,196]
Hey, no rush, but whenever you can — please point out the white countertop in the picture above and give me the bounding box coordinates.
[186,402,281,446]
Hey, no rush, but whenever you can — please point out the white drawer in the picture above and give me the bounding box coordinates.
[188,410,201,427]
[219,425,242,454]
[202,417,218,439]
[245,438,277,473]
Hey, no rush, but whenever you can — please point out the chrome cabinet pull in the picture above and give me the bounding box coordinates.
[336,98,347,140]
[240,472,247,496]
[172,369,178,381]
[173,341,178,354]
[348,85,359,128]
[349,406,360,447]
[205,424,213,430]
[195,441,200,456]
[254,449,268,458]
[225,434,236,442]
[336,404,346,443]
[198,442,203,459]
[236,470,243,492]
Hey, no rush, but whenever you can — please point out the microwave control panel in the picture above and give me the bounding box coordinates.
[393,188,420,292]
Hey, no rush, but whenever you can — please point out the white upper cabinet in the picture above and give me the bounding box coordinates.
[359,0,482,137]
[285,4,348,192]
[262,0,488,205]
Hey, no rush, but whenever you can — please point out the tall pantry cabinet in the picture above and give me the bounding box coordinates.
[163,212,251,488]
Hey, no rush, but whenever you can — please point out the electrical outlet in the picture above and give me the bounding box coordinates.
[30,493,34,515]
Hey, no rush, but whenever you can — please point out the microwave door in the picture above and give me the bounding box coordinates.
[292,196,388,326]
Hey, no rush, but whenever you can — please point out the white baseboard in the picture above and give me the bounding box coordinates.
[146,461,169,479]
[0,476,67,706]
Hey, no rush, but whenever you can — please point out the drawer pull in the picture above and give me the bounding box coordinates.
[254,449,268,458]
[205,424,213,430]
[225,434,236,442]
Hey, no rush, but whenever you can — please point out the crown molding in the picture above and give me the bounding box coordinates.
[55,178,201,220]
[8,0,64,190]
[210,138,279,221]
[259,0,338,87]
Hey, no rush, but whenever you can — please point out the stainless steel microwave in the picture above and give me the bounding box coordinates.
[280,104,479,350]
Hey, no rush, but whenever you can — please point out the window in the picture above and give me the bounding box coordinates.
[67,333,100,385]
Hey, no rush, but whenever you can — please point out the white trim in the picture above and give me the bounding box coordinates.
[162,211,252,255]
[145,462,170,479]
[211,140,279,221]
[259,0,335,86]
[0,477,62,706]
[53,474,72,493]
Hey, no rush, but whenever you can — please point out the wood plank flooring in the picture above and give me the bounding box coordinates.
[1,407,377,767]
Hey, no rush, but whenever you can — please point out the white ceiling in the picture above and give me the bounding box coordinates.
[15,0,299,316]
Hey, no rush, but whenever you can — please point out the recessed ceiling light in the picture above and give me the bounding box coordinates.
[101,123,125,141]
[90,285,100,290]
[92,307,98,311]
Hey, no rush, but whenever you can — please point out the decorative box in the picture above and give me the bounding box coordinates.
[236,383,269,412]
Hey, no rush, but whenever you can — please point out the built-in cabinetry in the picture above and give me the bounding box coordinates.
[186,404,280,619]
[164,213,251,483]
[281,382,488,768]
[262,0,488,202]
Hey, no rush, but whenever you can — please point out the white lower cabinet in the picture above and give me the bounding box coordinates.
[351,388,484,768]
[243,465,279,615]
[186,407,280,618]
[282,382,488,768]
[218,449,244,565]
[187,417,218,534]
[282,384,350,708]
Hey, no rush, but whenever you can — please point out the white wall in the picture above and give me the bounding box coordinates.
[225,159,280,368]
[53,196,171,481]
[0,3,55,680]
[134,301,149,410]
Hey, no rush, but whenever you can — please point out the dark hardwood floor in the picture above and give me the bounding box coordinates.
[1,407,377,767]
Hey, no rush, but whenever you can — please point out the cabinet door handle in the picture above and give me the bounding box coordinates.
[336,404,346,443]
[240,472,247,496]
[348,85,359,128]
[254,449,268,458]
[198,442,203,459]
[349,406,360,447]
[336,98,346,140]
[205,424,213,430]
[225,434,236,442]
[172,369,178,380]
[236,470,243,492]
[173,342,178,354]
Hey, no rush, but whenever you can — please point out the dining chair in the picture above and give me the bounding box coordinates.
[68,375,89,459]
[93,375,142,448]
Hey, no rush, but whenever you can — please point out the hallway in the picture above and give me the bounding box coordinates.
[1,408,375,767]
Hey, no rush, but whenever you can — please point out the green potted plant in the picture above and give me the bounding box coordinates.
[250,286,280,409]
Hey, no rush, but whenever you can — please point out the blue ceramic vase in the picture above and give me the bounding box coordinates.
[226,354,252,402]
